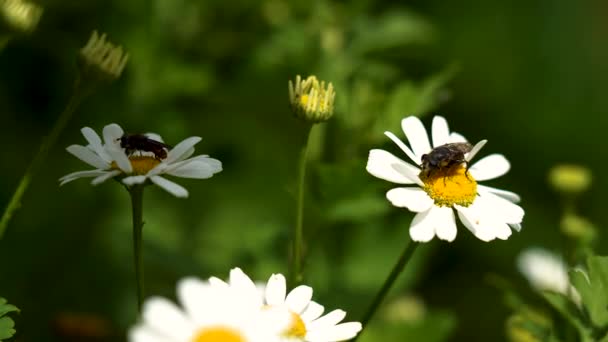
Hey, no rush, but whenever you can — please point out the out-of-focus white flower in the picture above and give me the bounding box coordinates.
[517,248,582,305]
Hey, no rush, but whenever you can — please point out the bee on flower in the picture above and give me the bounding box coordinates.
[366,115,524,242]
[60,123,222,198]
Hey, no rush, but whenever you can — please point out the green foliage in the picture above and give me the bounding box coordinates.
[0,298,18,341]
[570,256,608,328]
[360,309,455,342]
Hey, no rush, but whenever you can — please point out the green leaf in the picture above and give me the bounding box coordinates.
[0,298,18,341]
[570,256,608,327]
[374,65,458,138]
[541,291,594,342]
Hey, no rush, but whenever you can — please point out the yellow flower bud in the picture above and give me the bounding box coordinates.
[548,164,591,194]
[0,0,43,34]
[78,30,129,85]
[288,75,335,123]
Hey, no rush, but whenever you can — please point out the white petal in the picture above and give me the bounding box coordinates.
[409,208,436,242]
[449,132,467,143]
[165,137,202,164]
[465,140,487,162]
[106,144,133,173]
[144,133,164,143]
[141,297,194,340]
[510,223,522,232]
[166,160,221,179]
[81,127,111,162]
[66,145,110,169]
[431,116,450,147]
[301,301,324,322]
[59,170,108,186]
[285,285,313,314]
[384,131,419,165]
[91,170,121,185]
[307,322,362,341]
[308,309,346,330]
[469,153,510,181]
[102,123,124,145]
[454,204,497,242]
[401,116,431,162]
[494,222,513,240]
[366,149,420,185]
[434,207,457,242]
[173,147,195,163]
[150,176,188,198]
[265,274,287,306]
[385,187,433,212]
[207,277,228,289]
[477,185,521,203]
[129,325,173,342]
[477,191,524,224]
[177,277,208,323]
[123,175,148,185]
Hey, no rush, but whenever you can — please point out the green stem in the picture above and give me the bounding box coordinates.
[0,83,85,239]
[291,123,314,287]
[129,185,145,312]
[354,240,419,342]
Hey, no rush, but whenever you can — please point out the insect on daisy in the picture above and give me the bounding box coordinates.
[366,115,524,242]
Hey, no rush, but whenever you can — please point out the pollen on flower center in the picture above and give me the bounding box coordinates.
[191,326,246,342]
[283,311,307,338]
[111,156,160,175]
[420,165,477,207]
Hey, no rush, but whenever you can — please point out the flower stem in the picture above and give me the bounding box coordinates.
[0,84,85,239]
[354,240,419,342]
[129,185,145,312]
[291,123,313,287]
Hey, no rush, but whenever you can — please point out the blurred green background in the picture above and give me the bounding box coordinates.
[1,0,606,341]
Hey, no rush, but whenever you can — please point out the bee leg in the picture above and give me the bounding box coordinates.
[464,162,473,181]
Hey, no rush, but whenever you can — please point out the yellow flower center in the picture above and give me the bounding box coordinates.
[111,156,160,175]
[283,311,307,338]
[192,326,246,342]
[420,165,477,207]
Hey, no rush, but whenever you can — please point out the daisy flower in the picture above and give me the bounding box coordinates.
[60,123,222,198]
[366,115,524,242]
[129,275,280,342]
[517,248,582,305]
[207,268,361,342]
[262,273,362,342]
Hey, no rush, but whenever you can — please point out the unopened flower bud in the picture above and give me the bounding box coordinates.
[78,30,129,85]
[0,0,43,34]
[560,213,596,244]
[548,164,591,194]
[288,75,335,123]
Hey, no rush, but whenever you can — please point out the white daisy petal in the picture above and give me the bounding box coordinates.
[454,204,496,242]
[401,116,431,162]
[300,301,324,322]
[106,144,133,173]
[265,274,287,306]
[307,322,362,342]
[431,116,450,147]
[66,145,110,169]
[150,176,189,198]
[366,149,420,185]
[285,285,313,314]
[510,223,522,232]
[409,208,437,242]
[465,140,487,162]
[129,325,172,342]
[102,123,124,145]
[59,170,108,185]
[478,185,521,203]
[384,131,419,165]
[91,170,121,185]
[478,191,524,224]
[174,147,195,163]
[144,133,164,143]
[494,222,513,240]
[166,160,221,179]
[165,137,202,164]
[176,277,210,323]
[123,175,148,185]
[307,309,346,330]
[469,153,510,181]
[386,187,434,212]
[81,127,111,162]
[142,297,194,340]
[434,206,457,242]
[449,132,467,143]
